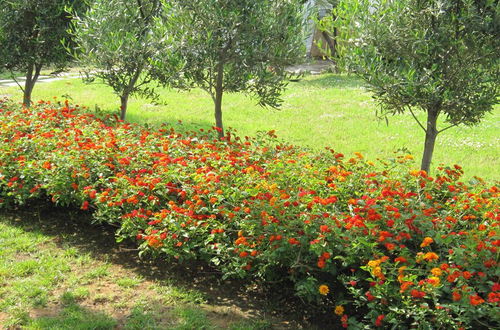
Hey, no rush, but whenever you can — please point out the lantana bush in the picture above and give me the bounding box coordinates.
[0,99,498,328]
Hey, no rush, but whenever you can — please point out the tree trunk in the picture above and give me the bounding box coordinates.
[420,109,439,174]
[23,64,41,107]
[119,67,142,121]
[120,94,129,121]
[321,31,336,59]
[214,61,224,139]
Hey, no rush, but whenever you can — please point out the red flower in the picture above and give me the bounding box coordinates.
[81,201,89,210]
[320,225,330,233]
[452,291,461,301]
[411,289,426,299]
[488,292,500,303]
[341,314,348,328]
[394,256,407,263]
[375,315,385,327]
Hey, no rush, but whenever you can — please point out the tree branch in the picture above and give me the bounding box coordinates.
[438,123,460,134]
[9,70,25,93]
[408,106,427,133]
[136,0,147,21]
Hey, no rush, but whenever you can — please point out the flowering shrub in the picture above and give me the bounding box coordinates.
[0,99,498,328]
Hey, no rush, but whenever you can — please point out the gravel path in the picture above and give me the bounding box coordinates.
[0,72,82,87]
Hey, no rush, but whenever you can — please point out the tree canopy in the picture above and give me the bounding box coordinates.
[330,0,500,172]
[162,0,305,138]
[0,0,85,106]
[71,0,181,120]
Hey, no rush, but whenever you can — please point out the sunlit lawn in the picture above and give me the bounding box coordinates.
[1,74,498,180]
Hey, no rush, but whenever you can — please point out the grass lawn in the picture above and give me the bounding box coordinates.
[0,74,500,180]
[0,208,300,329]
[1,74,498,181]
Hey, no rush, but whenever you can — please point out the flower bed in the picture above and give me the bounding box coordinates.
[0,99,498,328]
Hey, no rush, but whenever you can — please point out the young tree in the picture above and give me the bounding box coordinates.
[331,0,499,173]
[164,0,305,138]
[0,0,82,106]
[71,0,181,120]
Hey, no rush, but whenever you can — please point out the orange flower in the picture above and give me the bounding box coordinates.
[452,291,462,301]
[400,281,413,292]
[367,260,381,268]
[469,294,485,306]
[334,305,344,316]
[354,152,364,159]
[420,237,433,248]
[319,284,329,295]
[423,252,439,261]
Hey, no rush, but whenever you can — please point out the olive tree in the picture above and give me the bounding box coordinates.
[0,0,83,106]
[71,0,181,120]
[163,0,305,138]
[330,0,499,172]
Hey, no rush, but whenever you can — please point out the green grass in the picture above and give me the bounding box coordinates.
[25,304,117,330]
[1,74,498,180]
[0,211,284,329]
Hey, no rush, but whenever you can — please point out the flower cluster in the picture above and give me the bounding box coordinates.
[0,99,498,328]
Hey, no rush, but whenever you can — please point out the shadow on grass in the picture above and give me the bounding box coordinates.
[292,74,366,89]
[75,102,216,134]
[0,206,327,329]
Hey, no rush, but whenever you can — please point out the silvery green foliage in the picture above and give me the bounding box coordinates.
[161,0,305,136]
[72,0,182,119]
[0,0,84,104]
[328,0,499,171]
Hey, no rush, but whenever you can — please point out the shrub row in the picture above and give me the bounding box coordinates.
[0,99,498,328]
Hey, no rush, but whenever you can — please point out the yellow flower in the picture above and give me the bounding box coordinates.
[367,260,381,268]
[431,267,443,276]
[373,267,383,277]
[428,276,441,287]
[319,284,329,295]
[334,305,345,316]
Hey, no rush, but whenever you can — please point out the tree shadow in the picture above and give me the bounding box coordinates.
[79,103,216,136]
[0,206,328,329]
